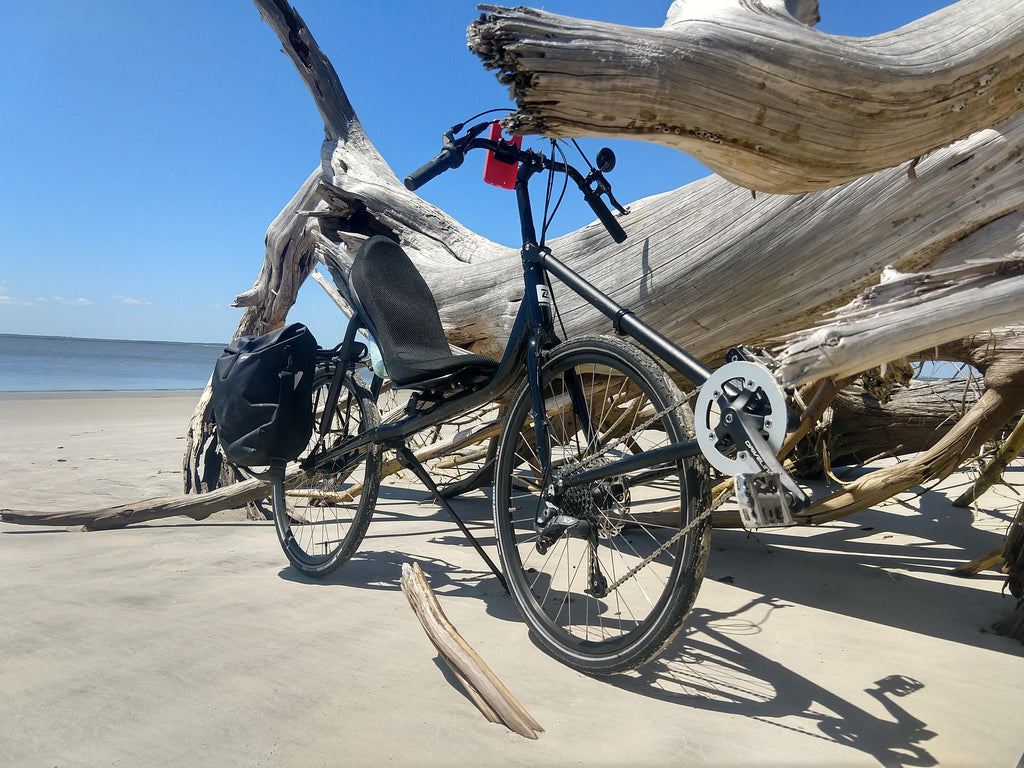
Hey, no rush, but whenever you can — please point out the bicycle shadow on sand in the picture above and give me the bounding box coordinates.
[282,549,941,766]
[277,540,942,766]
[277,545,522,623]
[617,596,938,768]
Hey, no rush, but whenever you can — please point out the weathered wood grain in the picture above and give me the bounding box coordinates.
[469,0,1024,193]
[774,258,1024,386]
[181,1,1023,519]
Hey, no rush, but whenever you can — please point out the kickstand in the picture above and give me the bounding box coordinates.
[392,444,509,594]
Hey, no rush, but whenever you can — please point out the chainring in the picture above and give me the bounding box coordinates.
[694,361,787,475]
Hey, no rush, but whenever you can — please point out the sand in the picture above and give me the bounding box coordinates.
[1,392,1022,767]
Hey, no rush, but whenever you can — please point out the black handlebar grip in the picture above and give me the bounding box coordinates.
[585,191,627,243]
[404,148,461,191]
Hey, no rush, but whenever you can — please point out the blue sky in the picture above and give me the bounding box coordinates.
[1,0,952,343]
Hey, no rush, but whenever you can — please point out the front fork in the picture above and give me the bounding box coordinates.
[521,264,603,553]
[525,321,610,597]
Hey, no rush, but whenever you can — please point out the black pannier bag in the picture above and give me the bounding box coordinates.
[211,323,317,467]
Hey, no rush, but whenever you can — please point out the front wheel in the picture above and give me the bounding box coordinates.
[272,366,381,577]
[492,336,711,675]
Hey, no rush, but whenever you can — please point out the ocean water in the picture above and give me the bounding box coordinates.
[0,334,225,392]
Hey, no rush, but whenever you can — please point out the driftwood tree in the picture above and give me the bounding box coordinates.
[472,0,1024,193]
[6,1,1022,543]
[183,0,1023,515]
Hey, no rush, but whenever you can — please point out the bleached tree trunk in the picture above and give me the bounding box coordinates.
[469,0,1024,193]
[3,0,1017,533]
[171,0,1024,528]
[219,0,1024,366]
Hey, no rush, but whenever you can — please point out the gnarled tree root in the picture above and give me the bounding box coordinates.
[993,502,1024,642]
[953,411,1024,508]
[798,367,1024,526]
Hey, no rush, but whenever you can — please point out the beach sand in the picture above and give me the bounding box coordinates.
[1,392,1022,767]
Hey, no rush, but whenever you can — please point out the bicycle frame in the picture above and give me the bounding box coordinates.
[272,123,815,673]
[312,135,805,518]
[313,153,711,472]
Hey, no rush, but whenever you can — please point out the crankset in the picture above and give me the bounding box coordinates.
[694,360,787,476]
[694,359,809,527]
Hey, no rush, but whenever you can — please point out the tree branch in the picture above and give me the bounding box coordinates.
[774,257,1024,387]
[469,0,1024,192]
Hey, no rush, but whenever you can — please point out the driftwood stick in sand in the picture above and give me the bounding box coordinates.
[0,477,272,530]
[950,546,1005,577]
[0,466,306,530]
[399,562,543,739]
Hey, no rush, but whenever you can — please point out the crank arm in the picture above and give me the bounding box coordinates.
[721,406,810,513]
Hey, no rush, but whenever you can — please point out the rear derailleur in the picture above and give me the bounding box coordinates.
[534,501,592,555]
[534,493,612,599]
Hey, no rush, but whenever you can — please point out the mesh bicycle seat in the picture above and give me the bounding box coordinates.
[348,235,499,390]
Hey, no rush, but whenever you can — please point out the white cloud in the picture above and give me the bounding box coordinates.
[0,281,32,306]
[114,294,151,305]
[0,282,99,308]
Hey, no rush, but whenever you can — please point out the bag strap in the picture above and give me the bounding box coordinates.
[243,462,287,484]
[269,343,299,463]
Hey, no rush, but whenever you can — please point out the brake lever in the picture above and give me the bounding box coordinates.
[441,121,495,163]
[584,170,630,216]
[462,121,492,142]
[606,188,629,216]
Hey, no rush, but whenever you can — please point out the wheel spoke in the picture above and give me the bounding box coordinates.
[493,337,711,674]
[271,368,381,578]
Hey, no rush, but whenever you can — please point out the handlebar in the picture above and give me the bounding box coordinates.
[404,122,629,244]
[404,148,462,191]
[404,130,466,191]
[582,185,626,244]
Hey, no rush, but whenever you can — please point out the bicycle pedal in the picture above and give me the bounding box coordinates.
[735,473,796,529]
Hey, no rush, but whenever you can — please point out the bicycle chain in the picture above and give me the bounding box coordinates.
[547,382,731,596]
[599,487,727,595]
[550,384,699,483]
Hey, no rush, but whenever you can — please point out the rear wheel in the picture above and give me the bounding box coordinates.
[492,336,711,674]
[272,366,381,577]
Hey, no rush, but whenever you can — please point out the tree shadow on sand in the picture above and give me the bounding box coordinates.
[616,596,937,768]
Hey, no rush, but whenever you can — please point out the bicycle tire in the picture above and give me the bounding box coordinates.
[272,365,381,577]
[492,335,711,675]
